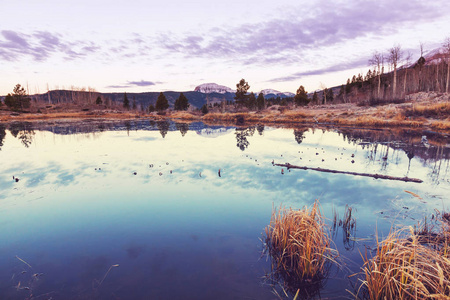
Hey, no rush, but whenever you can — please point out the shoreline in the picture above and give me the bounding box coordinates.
[0,97,449,133]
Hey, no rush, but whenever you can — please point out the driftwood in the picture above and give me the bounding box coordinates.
[275,163,423,183]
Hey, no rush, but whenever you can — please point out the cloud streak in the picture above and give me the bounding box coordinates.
[0,30,102,62]
[157,0,444,67]
[268,57,370,82]
[1,0,447,91]
[106,80,162,89]
[128,80,156,87]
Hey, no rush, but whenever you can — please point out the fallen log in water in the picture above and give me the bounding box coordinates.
[275,163,423,183]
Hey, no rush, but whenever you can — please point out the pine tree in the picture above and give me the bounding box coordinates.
[96,96,102,105]
[155,92,169,112]
[123,92,130,109]
[4,84,31,111]
[256,93,265,110]
[294,85,309,106]
[234,79,250,107]
[174,93,189,111]
[312,91,318,103]
[248,92,256,110]
[201,104,209,114]
[327,88,334,102]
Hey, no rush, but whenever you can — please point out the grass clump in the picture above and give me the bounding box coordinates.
[357,226,450,299]
[403,102,450,119]
[263,201,337,295]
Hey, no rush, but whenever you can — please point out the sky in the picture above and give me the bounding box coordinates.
[0,0,449,95]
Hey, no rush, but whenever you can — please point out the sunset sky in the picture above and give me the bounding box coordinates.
[1,0,449,95]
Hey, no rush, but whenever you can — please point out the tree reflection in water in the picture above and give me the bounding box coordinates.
[0,124,6,150]
[256,124,264,136]
[157,120,170,138]
[175,122,189,137]
[9,122,35,148]
[235,127,255,151]
[293,128,308,144]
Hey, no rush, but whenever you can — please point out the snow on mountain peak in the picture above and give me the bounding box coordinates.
[260,89,282,95]
[194,83,234,94]
[423,47,448,65]
[260,89,294,97]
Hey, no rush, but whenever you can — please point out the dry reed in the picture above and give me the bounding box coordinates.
[263,201,337,295]
[357,226,450,299]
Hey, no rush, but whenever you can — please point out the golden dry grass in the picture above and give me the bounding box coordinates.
[263,201,338,293]
[357,226,450,300]
[430,119,450,130]
[403,102,450,119]
[2,99,449,132]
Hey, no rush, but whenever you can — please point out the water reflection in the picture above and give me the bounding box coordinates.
[293,128,308,144]
[256,124,264,136]
[175,122,189,137]
[0,124,5,150]
[0,121,448,299]
[9,122,35,148]
[157,120,170,138]
[235,126,255,151]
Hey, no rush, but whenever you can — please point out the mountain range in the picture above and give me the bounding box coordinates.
[6,83,295,110]
[194,83,295,97]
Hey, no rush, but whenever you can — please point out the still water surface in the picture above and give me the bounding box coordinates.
[0,121,448,299]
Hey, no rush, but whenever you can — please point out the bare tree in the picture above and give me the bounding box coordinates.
[388,45,403,98]
[403,51,412,96]
[444,37,450,93]
[417,42,426,91]
[46,83,51,104]
[369,51,384,98]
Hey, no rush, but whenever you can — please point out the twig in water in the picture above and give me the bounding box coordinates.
[15,255,32,269]
[98,264,119,287]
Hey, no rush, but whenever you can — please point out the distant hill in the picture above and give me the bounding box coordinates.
[24,90,237,110]
[20,82,295,109]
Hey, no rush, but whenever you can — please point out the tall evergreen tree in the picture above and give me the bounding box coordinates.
[294,85,309,106]
[248,92,256,110]
[174,93,189,111]
[201,104,209,114]
[123,92,130,109]
[155,92,169,111]
[327,88,334,102]
[312,91,319,103]
[256,92,265,110]
[4,84,31,111]
[234,78,250,107]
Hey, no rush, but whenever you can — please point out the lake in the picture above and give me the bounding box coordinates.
[0,121,448,299]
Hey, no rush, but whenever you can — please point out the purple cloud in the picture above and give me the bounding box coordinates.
[158,0,444,66]
[105,84,131,89]
[127,80,156,86]
[268,58,370,83]
[0,30,101,62]
[106,80,162,89]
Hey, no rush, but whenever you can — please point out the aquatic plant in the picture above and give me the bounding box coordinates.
[332,205,357,250]
[263,201,338,296]
[357,226,450,299]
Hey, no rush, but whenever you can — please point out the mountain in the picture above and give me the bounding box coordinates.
[423,47,447,65]
[260,89,282,95]
[406,46,448,67]
[194,83,234,94]
[259,89,294,98]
